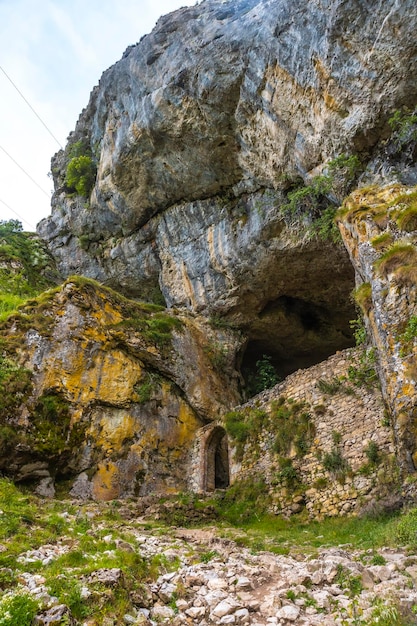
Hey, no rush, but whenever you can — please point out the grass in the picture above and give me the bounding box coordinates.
[1,478,417,622]
[371,232,394,251]
[215,507,405,556]
[353,283,372,314]
[374,242,417,276]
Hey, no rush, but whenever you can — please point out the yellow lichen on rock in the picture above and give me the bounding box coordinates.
[41,343,141,407]
[91,461,121,501]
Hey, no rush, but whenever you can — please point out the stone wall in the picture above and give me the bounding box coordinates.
[225,347,396,519]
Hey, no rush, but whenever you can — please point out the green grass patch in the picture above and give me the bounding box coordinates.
[374,242,417,276]
[352,283,372,314]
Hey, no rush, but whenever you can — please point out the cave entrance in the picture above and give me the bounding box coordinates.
[203,426,229,491]
[240,295,356,398]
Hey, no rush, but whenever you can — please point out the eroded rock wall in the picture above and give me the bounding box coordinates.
[338,184,417,473]
[39,0,416,313]
[0,278,241,499]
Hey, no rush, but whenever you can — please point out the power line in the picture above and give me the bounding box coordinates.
[0,197,36,231]
[0,144,51,198]
[0,65,64,149]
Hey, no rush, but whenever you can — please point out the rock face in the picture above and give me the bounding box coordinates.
[0,278,240,499]
[38,0,416,374]
[338,184,417,472]
[23,0,417,503]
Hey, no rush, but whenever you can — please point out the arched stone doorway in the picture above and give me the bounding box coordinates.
[202,425,230,492]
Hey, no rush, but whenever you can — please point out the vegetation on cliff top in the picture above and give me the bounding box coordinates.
[0,220,58,322]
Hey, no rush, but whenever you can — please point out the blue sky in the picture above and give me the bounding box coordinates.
[0,0,196,230]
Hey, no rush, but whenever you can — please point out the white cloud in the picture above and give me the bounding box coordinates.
[0,0,197,230]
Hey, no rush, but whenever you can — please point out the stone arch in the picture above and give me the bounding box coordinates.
[201,425,230,492]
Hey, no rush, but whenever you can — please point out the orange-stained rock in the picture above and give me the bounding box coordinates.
[0,277,241,499]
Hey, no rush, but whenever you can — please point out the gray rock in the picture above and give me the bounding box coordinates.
[35,477,55,498]
[39,0,415,373]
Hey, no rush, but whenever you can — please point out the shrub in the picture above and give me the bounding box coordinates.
[347,348,378,389]
[365,441,381,465]
[245,354,280,397]
[65,149,96,198]
[0,591,39,626]
[309,206,342,243]
[281,175,333,220]
[326,153,362,181]
[224,408,267,460]
[398,315,417,356]
[200,550,219,563]
[134,372,161,404]
[214,475,271,525]
[349,314,367,345]
[335,563,362,597]
[388,106,417,147]
[322,447,349,476]
[276,458,299,488]
[271,398,315,457]
[395,507,417,548]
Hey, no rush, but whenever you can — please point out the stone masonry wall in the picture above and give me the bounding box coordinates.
[227,347,396,520]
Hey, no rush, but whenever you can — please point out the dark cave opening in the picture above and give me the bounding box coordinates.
[239,295,356,398]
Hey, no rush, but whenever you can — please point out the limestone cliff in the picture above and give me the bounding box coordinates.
[39,0,417,384]
[338,184,417,473]
[18,0,417,504]
[0,277,240,498]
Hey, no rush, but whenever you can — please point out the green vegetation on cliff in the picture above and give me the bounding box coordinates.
[0,220,58,322]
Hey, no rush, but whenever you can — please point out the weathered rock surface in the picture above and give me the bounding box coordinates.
[38,0,416,373]
[0,277,240,498]
[338,184,417,472]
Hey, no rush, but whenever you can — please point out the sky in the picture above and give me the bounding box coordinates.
[0,0,197,231]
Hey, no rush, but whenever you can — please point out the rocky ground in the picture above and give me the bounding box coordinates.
[6,499,417,626]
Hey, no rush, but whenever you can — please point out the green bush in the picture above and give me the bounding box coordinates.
[326,153,362,181]
[0,220,55,307]
[0,592,39,626]
[65,155,96,197]
[276,458,299,488]
[309,206,341,243]
[281,175,333,220]
[322,447,349,475]
[224,408,267,460]
[364,441,380,465]
[395,507,417,548]
[388,106,417,147]
[245,354,280,397]
[347,348,378,389]
[398,315,417,356]
[214,475,271,525]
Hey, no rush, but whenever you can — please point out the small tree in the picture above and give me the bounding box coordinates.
[65,155,96,197]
